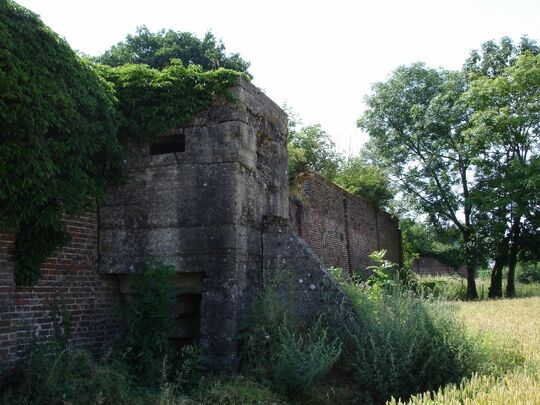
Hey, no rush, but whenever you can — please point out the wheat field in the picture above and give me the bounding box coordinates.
[388,297,540,405]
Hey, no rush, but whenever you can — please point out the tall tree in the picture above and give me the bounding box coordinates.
[465,51,540,297]
[359,64,481,298]
[96,26,251,75]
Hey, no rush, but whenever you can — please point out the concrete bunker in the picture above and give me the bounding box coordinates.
[1,78,401,373]
[99,78,291,369]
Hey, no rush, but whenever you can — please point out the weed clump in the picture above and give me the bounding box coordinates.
[240,265,341,398]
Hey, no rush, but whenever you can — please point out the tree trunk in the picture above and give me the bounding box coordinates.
[506,217,521,298]
[507,256,517,298]
[489,236,508,299]
[463,232,478,299]
[488,256,505,298]
[466,264,478,299]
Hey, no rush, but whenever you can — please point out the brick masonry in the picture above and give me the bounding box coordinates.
[412,256,466,277]
[289,172,402,276]
[0,213,122,374]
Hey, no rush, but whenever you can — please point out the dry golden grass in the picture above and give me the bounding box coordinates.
[388,297,540,405]
[456,297,540,366]
[388,371,540,405]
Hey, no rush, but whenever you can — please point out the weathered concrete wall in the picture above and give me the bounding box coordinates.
[289,173,402,276]
[99,78,288,370]
[412,256,466,277]
[262,216,353,322]
[0,215,121,374]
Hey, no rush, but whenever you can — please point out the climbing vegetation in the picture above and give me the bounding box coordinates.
[98,62,244,143]
[0,1,244,284]
[0,1,122,285]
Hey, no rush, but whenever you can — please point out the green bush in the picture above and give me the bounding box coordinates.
[344,291,479,403]
[240,266,341,398]
[272,321,341,397]
[193,376,285,405]
[119,261,177,384]
[332,256,484,403]
[517,262,540,284]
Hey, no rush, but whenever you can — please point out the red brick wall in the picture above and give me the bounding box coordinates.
[0,213,121,373]
[412,256,466,277]
[289,173,402,276]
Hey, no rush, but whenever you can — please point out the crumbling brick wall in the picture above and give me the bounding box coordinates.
[289,173,402,275]
[0,213,121,373]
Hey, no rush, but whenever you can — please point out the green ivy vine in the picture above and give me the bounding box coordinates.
[0,1,244,285]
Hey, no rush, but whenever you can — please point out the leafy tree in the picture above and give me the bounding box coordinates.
[0,1,122,284]
[359,64,482,298]
[334,157,393,208]
[287,143,309,183]
[465,50,540,297]
[288,124,342,181]
[96,26,251,75]
[360,37,540,299]
[400,219,465,271]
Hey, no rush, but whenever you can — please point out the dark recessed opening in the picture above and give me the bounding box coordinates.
[149,133,185,155]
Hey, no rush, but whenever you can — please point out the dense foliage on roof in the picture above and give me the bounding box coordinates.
[96,26,251,75]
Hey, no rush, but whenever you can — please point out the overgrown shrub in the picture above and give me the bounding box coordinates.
[1,346,139,405]
[240,266,341,398]
[344,290,479,403]
[333,253,484,403]
[119,261,177,384]
[517,261,540,284]
[272,321,341,397]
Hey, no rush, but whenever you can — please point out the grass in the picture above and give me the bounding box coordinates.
[389,297,540,405]
[456,297,540,367]
[417,275,540,300]
[3,266,539,405]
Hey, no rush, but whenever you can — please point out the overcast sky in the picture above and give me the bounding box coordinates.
[16,0,540,156]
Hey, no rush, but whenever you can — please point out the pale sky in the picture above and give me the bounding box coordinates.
[16,0,540,156]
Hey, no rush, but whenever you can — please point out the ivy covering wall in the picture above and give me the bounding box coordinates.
[0,1,244,284]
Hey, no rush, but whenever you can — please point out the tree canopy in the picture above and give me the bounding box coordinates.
[359,37,540,298]
[334,157,393,208]
[288,123,343,181]
[96,26,251,75]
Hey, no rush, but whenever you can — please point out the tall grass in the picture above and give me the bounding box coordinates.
[338,279,483,404]
[417,275,540,300]
[388,371,540,405]
[389,297,540,405]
